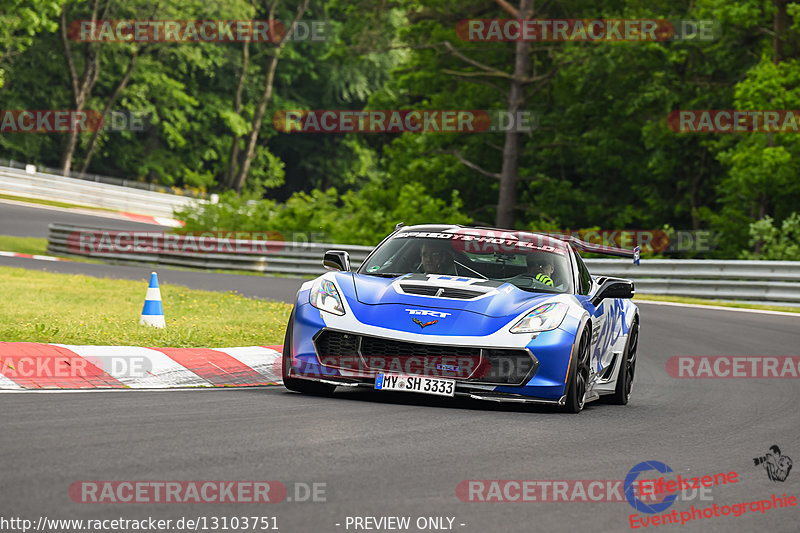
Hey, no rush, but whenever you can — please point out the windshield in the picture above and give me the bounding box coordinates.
[359,232,574,294]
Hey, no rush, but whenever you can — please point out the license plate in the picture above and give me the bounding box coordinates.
[374,373,455,397]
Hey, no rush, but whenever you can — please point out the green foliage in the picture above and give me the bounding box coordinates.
[178,180,471,245]
[0,0,64,88]
[745,213,800,260]
[2,0,800,257]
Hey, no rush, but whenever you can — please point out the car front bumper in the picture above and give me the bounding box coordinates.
[288,301,578,402]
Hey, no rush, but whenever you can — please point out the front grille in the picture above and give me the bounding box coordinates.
[315,330,359,357]
[313,330,537,385]
[360,335,481,358]
[400,284,484,299]
[314,330,361,371]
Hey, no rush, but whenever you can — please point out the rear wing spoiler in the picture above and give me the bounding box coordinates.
[550,234,640,265]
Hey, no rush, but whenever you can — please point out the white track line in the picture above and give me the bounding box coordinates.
[635,299,800,318]
[0,387,281,394]
[0,251,66,261]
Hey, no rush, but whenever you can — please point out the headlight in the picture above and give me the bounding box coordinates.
[510,302,568,333]
[309,278,345,315]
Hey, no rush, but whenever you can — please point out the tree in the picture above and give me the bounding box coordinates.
[707,0,800,254]
[0,0,64,88]
[405,0,558,228]
[494,0,533,228]
[58,0,108,175]
[230,0,310,193]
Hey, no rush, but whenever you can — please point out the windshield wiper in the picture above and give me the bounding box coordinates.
[362,272,402,278]
[516,286,561,294]
[454,261,488,279]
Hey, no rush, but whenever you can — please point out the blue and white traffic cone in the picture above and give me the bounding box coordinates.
[139,272,166,328]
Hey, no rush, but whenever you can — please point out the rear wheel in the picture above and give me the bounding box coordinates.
[282,312,336,396]
[564,324,591,413]
[608,318,638,405]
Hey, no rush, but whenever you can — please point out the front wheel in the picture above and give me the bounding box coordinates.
[282,312,336,396]
[564,324,591,413]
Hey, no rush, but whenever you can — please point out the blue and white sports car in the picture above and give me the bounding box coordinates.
[282,225,639,413]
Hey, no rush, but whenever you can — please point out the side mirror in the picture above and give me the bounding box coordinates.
[591,277,635,306]
[323,250,351,272]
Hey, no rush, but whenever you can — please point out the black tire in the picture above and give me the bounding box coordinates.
[282,311,336,396]
[608,318,638,405]
[564,324,591,413]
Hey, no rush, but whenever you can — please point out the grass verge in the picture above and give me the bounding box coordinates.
[0,193,114,212]
[634,293,800,314]
[0,235,115,265]
[0,235,48,255]
[0,266,292,347]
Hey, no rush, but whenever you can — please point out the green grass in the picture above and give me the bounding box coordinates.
[0,193,115,212]
[0,266,292,347]
[0,235,104,264]
[634,293,800,314]
[0,235,48,255]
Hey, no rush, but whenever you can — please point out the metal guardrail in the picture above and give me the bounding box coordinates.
[586,259,800,303]
[46,224,800,302]
[46,224,373,276]
[0,158,204,197]
[0,165,202,218]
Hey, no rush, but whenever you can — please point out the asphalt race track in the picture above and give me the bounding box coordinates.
[2,304,799,532]
[2,204,800,532]
[0,201,165,238]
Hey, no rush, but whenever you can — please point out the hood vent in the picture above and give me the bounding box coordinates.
[399,284,484,300]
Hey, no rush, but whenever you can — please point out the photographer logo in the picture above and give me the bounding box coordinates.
[753,445,793,482]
